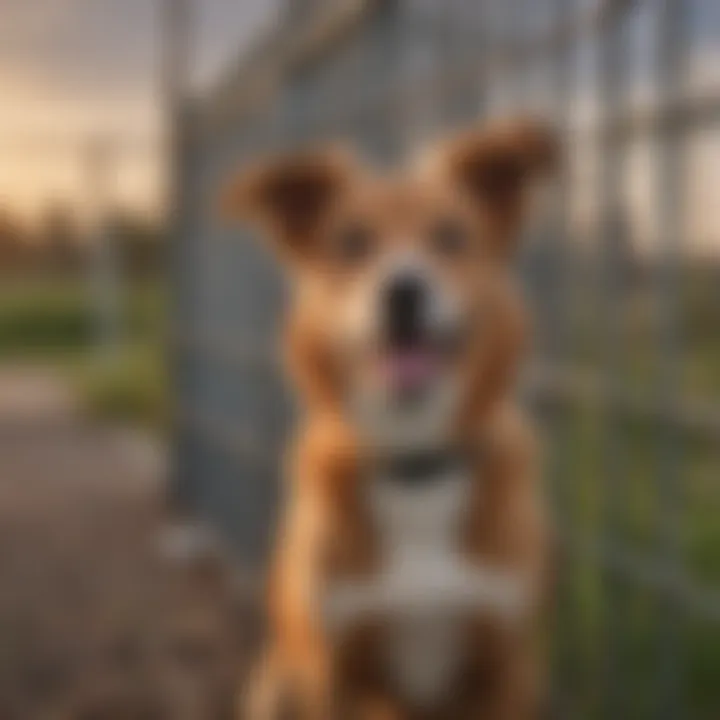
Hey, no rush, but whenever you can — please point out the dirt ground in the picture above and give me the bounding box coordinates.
[0,369,259,720]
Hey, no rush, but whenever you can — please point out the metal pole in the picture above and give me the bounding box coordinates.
[162,0,192,203]
[162,0,191,136]
[547,2,577,716]
[162,0,197,520]
[87,136,121,362]
[597,4,631,716]
[654,0,688,716]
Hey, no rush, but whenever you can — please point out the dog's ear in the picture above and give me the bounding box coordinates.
[429,119,558,257]
[220,146,356,264]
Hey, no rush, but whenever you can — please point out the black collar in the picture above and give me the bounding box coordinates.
[373,444,480,487]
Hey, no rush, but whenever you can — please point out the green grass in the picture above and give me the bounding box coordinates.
[547,403,720,720]
[561,263,720,401]
[541,260,720,718]
[70,341,169,431]
[0,278,168,431]
[0,281,95,362]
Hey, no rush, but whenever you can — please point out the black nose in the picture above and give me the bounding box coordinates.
[384,275,426,347]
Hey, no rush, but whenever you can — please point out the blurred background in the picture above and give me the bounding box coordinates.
[1,0,719,718]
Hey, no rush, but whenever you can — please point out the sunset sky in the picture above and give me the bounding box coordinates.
[0,0,718,255]
[0,0,278,219]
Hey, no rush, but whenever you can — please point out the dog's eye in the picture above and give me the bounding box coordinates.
[430,218,469,257]
[332,223,374,264]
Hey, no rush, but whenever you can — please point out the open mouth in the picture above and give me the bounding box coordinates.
[372,273,466,398]
[379,332,461,397]
[382,346,440,394]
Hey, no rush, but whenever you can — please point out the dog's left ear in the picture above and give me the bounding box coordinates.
[429,119,558,257]
[220,146,356,266]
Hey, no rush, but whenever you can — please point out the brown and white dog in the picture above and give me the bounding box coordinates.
[223,119,556,720]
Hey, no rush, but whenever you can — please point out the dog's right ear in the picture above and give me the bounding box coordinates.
[423,119,558,258]
[220,147,356,264]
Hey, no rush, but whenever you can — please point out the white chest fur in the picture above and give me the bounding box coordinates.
[368,468,473,707]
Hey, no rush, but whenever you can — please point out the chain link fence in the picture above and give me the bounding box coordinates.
[170,1,720,716]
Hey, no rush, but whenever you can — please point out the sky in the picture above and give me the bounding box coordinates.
[0,0,718,256]
[0,0,280,219]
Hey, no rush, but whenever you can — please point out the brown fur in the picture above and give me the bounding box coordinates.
[225,119,557,719]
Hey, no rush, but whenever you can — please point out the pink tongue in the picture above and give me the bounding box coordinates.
[384,351,437,390]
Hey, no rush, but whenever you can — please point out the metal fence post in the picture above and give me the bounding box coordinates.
[86,137,122,363]
[654,0,688,716]
[164,0,198,520]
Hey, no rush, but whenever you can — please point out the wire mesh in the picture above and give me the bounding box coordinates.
[170,1,719,716]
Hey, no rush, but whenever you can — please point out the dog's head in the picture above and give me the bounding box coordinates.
[223,120,556,447]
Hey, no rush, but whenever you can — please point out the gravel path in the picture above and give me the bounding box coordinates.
[0,369,257,720]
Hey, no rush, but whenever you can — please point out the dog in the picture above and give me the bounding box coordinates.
[223,119,556,719]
